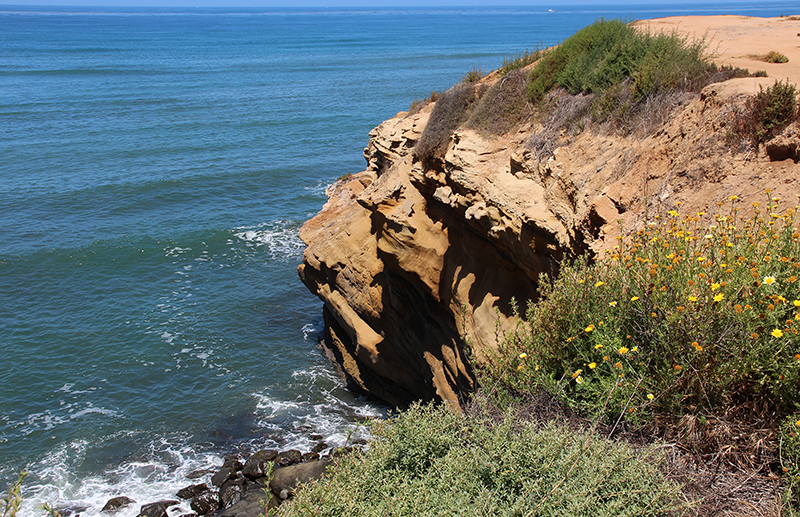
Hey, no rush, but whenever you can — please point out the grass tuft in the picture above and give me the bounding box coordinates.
[499,47,545,75]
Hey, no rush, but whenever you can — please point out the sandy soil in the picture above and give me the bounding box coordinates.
[633,14,800,94]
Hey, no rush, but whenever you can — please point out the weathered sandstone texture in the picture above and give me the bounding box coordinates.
[298,17,800,408]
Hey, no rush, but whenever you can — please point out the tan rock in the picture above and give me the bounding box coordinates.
[299,15,800,407]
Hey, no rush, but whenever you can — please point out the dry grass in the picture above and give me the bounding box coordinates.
[466,70,532,137]
[413,83,482,168]
[527,88,593,160]
[747,51,790,64]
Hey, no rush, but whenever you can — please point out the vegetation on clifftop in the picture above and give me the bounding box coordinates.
[414,18,765,167]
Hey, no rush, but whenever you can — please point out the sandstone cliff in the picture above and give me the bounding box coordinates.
[298,16,800,408]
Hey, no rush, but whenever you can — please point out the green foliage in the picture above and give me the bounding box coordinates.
[754,80,798,137]
[499,47,545,75]
[527,19,716,104]
[461,67,485,84]
[731,80,799,145]
[489,195,800,431]
[280,403,684,517]
[762,51,789,64]
[1,472,26,517]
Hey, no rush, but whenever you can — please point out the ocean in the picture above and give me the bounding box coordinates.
[1,2,797,515]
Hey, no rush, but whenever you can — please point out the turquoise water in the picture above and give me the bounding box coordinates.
[1,3,797,514]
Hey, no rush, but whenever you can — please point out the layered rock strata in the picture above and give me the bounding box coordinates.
[299,64,800,409]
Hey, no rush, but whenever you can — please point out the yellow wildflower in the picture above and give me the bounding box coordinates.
[609,301,617,307]
[572,369,583,379]
[647,393,654,400]
[713,293,724,302]
[594,344,603,350]
[519,353,527,359]
[585,324,595,332]
[711,283,721,291]
[630,296,639,301]
[614,362,622,369]
[595,281,604,287]
[772,329,784,338]
[692,342,703,352]
[589,362,597,369]
[618,347,629,355]
[688,295,698,302]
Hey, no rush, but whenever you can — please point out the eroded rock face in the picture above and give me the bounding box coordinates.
[299,81,800,408]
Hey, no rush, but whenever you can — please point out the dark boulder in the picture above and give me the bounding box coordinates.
[222,454,244,472]
[101,496,135,513]
[269,460,330,500]
[219,477,247,509]
[190,490,220,516]
[275,449,302,467]
[214,489,279,517]
[186,470,214,480]
[138,500,179,517]
[301,452,320,462]
[240,450,278,479]
[210,467,236,488]
[176,483,209,500]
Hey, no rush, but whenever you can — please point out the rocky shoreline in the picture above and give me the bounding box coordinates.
[93,440,364,517]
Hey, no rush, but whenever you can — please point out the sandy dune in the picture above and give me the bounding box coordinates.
[633,14,800,93]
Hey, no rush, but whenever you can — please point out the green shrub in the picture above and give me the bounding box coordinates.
[754,80,798,136]
[526,19,716,104]
[489,195,800,430]
[762,51,789,64]
[732,80,799,145]
[462,67,485,84]
[280,402,684,517]
[499,47,545,75]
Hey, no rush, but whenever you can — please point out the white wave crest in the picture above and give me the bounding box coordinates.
[232,221,304,260]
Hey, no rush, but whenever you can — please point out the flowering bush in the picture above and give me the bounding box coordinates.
[489,193,800,456]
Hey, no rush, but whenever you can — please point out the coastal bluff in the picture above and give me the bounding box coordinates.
[298,15,800,408]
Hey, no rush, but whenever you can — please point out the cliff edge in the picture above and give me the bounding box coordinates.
[298,15,800,407]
